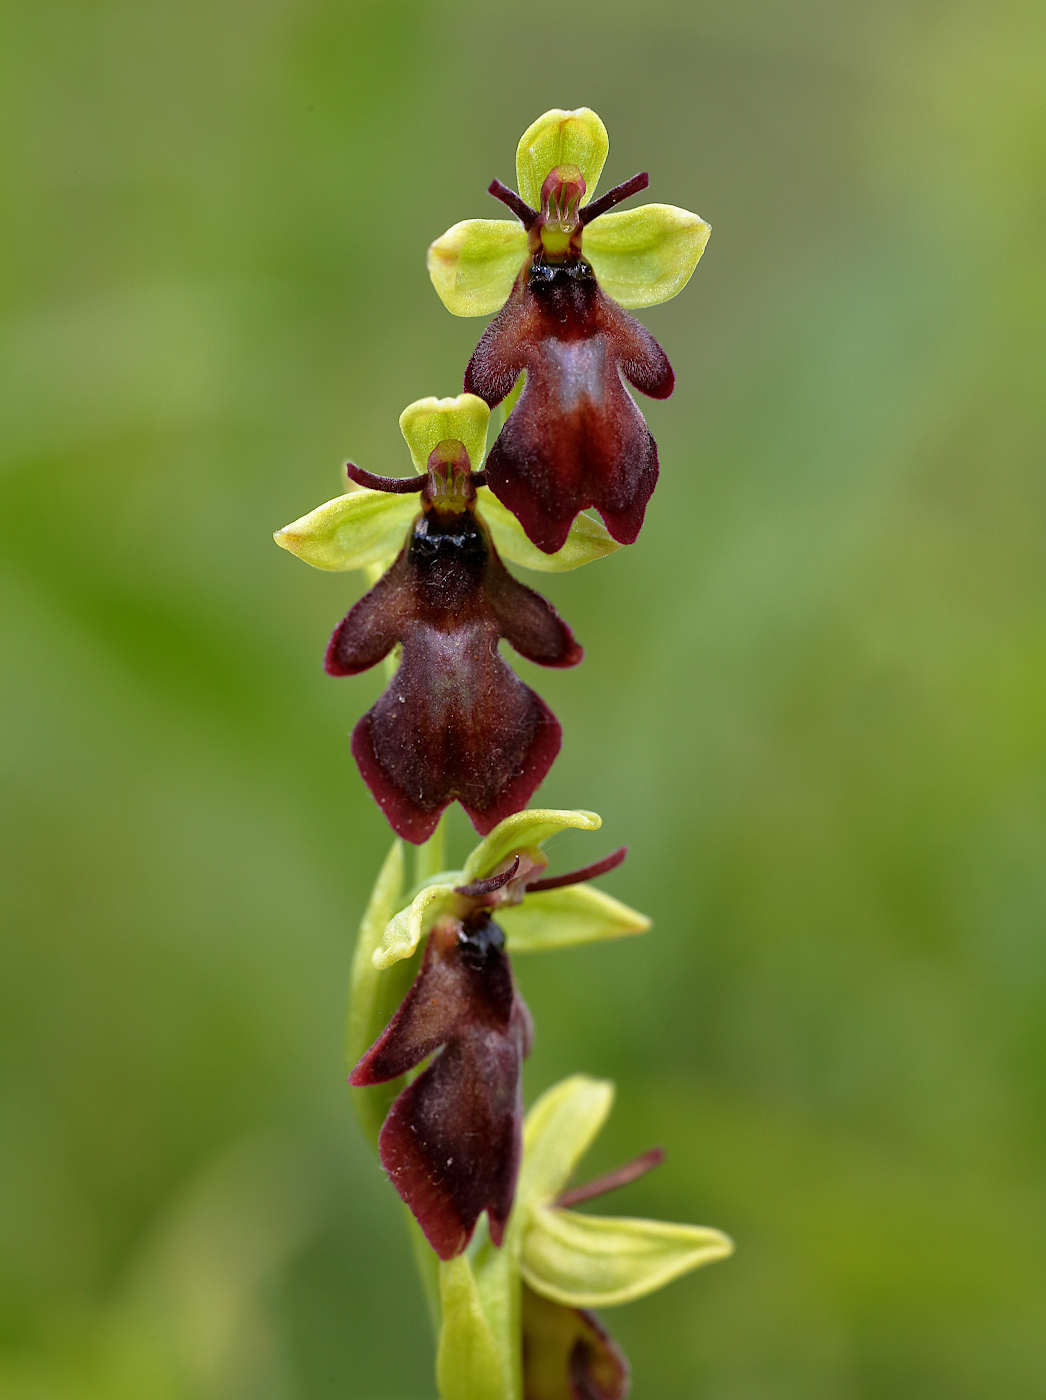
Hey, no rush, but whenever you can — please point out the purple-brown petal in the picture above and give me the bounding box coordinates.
[325,547,414,676]
[351,634,563,842]
[466,266,673,553]
[350,915,531,1259]
[522,1286,631,1400]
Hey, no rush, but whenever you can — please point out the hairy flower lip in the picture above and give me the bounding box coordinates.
[327,465,583,841]
[349,909,532,1259]
[466,263,673,553]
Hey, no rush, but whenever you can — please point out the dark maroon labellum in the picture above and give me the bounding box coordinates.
[349,910,533,1259]
[465,261,674,554]
[326,451,583,842]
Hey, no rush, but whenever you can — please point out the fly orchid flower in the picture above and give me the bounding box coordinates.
[433,1075,734,1400]
[427,108,710,553]
[275,396,622,842]
[349,899,533,1260]
[346,810,652,1261]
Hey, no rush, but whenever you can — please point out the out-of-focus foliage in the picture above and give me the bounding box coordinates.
[1,1,1044,1397]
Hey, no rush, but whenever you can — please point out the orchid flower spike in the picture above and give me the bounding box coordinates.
[427,109,710,553]
[346,811,652,1261]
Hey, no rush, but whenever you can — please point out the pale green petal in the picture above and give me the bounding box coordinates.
[372,881,456,969]
[428,220,529,317]
[500,884,651,954]
[273,489,417,572]
[478,488,620,572]
[462,809,601,882]
[345,840,413,1143]
[437,1255,507,1400]
[516,108,609,210]
[519,1076,615,1207]
[399,393,491,474]
[583,204,711,309]
[521,1206,734,1308]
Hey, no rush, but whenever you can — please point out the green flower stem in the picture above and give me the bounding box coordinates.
[414,812,448,886]
[406,1207,442,1339]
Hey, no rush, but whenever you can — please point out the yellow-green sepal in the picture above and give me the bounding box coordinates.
[582,203,711,309]
[346,840,418,1143]
[437,1254,508,1400]
[500,884,650,954]
[516,108,609,211]
[399,393,491,473]
[477,488,620,572]
[427,220,529,317]
[519,1076,616,1207]
[521,1207,734,1308]
[462,809,601,882]
[371,876,464,970]
[274,489,417,572]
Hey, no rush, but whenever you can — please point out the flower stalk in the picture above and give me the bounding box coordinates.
[277,107,728,1397]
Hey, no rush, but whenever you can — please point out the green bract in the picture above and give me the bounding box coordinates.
[344,840,418,1143]
[427,106,710,316]
[437,1255,507,1400]
[370,807,650,970]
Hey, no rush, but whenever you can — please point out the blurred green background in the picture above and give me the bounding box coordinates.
[2,1,1045,1396]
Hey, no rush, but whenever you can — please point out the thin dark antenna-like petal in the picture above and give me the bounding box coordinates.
[488,178,538,228]
[554,1146,665,1209]
[346,461,426,493]
[527,847,627,893]
[580,172,649,225]
[456,856,520,899]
